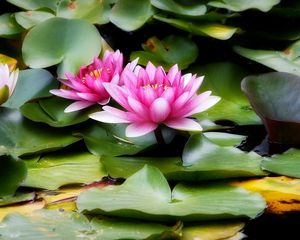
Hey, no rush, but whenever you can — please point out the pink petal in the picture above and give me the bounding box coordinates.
[185,75,204,96]
[103,83,131,110]
[161,87,175,103]
[150,97,171,123]
[154,67,166,85]
[165,118,203,131]
[125,58,139,71]
[182,73,192,87]
[103,106,140,122]
[77,92,100,102]
[145,62,156,83]
[64,101,94,112]
[173,91,190,110]
[0,64,9,87]
[125,122,157,137]
[128,96,149,118]
[89,110,130,123]
[50,89,82,100]
[184,96,221,116]
[167,64,179,84]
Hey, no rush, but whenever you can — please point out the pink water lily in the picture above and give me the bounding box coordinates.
[50,50,124,112]
[0,63,19,105]
[90,62,220,137]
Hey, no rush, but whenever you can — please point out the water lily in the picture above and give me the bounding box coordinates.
[0,63,19,105]
[90,62,220,137]
[50,50,124,112]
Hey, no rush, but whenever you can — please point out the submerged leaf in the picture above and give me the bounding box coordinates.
[77,165,266,221]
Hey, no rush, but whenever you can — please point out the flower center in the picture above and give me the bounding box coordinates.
[89,69,102,78]
[143,83,168,90]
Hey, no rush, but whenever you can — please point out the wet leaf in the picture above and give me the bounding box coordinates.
[0,13,23,37]
[150,0,206,16]
[3,69,57,109]
[208,0,280,12]
[154,15,238,40]
[22,151,106,190]
[110,0,154,31]
[241,72,300,144]
[22,18,102,77]
[0,155,27,197]
[77,165,266,221]
[0,108,80,157]
[20,97,97,127]
[234,176,300,214]
[130,35,198,70]
[15,10,55,29]
[56,0,111,24]
[191,62,261,125]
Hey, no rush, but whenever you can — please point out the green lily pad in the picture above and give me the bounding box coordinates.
[150,0,206,17]
[75,122,162,157]
[234,41,300,76]
[0,209,176,239]
[57,0,111,24]
[262,149,300,178]
[22,151,106,190]
[0,155,27,197]
[20,97,97,127]
[3,69,57,109]
[110,0,154,31]
[130,35,198,70]
[241,72,300,144]
[0,13,23,37]
[101,133,266,180]
[0,192,35,207]
[22,17,102,77]
[77,165,266,221]
[6,0,59,11]
[208,0,280,12]
[0,108,80,157]
[191,62,260,125]
[154,15,238,40]
[15,10,55,29]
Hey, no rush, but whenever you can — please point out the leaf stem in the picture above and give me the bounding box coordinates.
[154,126,166,145]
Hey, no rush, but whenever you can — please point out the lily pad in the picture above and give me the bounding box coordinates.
[150,0,207,17]
[262,149,300,178]
[20,97,97,127]
[75,122,160,157]
[234,41,300,76]
[0,155,27,197]
[191,62,261,125]
[208,0,280,12]
[154,15,238,40]
[0,209,176,239]
[22,151,106,190]
[0,108,80,157]
[3,69,57,109]
[241,72,300,143]
[22,17,102,77]
[15,10,55,29]
[6,0,59,11]
[0,192,35,207]
[0,13,23,37]
[77,165,266,221]
[130,35,198,70]
[110,0,154,31]
[101,133,266,180]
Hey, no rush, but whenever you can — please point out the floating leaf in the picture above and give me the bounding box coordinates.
[6,0,59,11]
[0,210,175,239]
[154,15,238,40]
[77,165,266,221]
[150,0,206,16]
[15,10,55,29]
[110,0,154,31]
[234,42,300,76]
[191,62,260,125]
[0,201,45,222]
[0,192,35,207]
[3,69,57,109]
[22,18,102,77]
[0,108,80,157]
[262,149,300,179]
[241,72,300,144]
[20,97,97,127]
[130,35,198,70]
[208,0,280,12]
[56,0,111,24]
[0,155,27,197]
[102,133,266,180]
[234,176,300,214]
[0,13,23,37]
[22,152,106,190]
